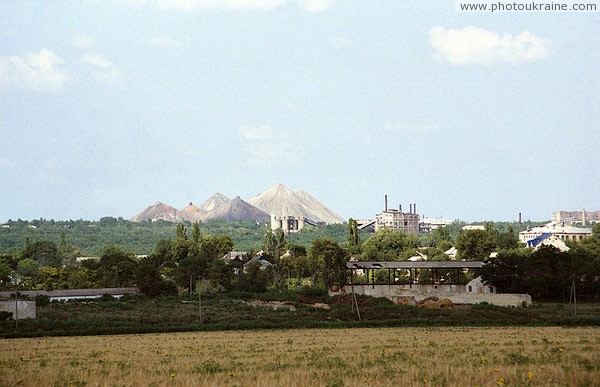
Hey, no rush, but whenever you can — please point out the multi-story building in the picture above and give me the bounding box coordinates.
[552,210,600,225]
[374,196,419,234]
[271,214,306,233]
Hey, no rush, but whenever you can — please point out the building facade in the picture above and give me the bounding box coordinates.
[375,209,420,233]
[519,222,592,244]
[552,210,600,225]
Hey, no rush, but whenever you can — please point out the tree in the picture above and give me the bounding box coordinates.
[21,240,61,268]
[347,218,359,250]
[456,229,496,261]
[263,228,286,292]
[97,245,139,287]
[496,226,519,250]
[136,257,177,297]
[309,238,348,290]
[481,249,531,294]
[0,260,13,290]
[361,228,418,261]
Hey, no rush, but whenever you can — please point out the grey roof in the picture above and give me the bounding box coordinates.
[0,287,140,299]
[346,261,484,270]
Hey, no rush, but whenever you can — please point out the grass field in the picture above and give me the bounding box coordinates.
[1,327,599,386]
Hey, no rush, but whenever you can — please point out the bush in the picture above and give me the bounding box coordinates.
[0,311,13,321]
[35,294,50,307]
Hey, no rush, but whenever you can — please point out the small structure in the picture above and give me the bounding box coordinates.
[0,299,36,319]
[462,225,486,231]
[419,217,454,233]
[243,256,273,272]
[0,288,140,302]
[333,261,531,307]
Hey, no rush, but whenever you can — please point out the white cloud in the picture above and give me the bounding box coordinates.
[0,49,69,92]
[239,125,304,167]
[329,37,352,49]
[151,35,183,48]
[429,25,551,65]
[82,52,121,82]
[297,0,333,12]
[156,0,287,11]
[239,125,280,141]
[71,35,96,50]
[107,0,333,12]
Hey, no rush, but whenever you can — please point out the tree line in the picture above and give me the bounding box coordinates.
[1,218,598,302]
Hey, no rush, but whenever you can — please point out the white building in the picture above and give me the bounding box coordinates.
[419,217,454,233]
[519,222,592,244]
[271,214,306,233]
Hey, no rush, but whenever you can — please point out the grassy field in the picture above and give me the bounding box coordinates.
[3,295,600,339]
[1,327,599,386]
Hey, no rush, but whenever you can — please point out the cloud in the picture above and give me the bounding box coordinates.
[297,0,333,12]
[329,37,352,49]
[106,0,333,12]
[150,35,183,48]
[82,52,121,82]
[155,0,287,11]
[239,125,304,167]
[71,35,96,50]
[239,125,280,141]
[0,49,69,92]
[429,25,551,65]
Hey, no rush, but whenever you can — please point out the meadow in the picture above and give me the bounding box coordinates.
[1,327,599,386]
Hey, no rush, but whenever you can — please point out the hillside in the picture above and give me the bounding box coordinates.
[248,184,344,224]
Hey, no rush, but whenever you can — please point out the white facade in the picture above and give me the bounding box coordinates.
[375,210,419,234]
[271,214,306,233]
[519,222,592,243]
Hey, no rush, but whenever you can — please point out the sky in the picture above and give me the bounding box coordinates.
[1,0,598,223]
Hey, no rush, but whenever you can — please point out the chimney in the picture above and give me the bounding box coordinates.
[385,195,388,212]
[414,203,417,214]
[409,204,413,214]
[399,204,402,212]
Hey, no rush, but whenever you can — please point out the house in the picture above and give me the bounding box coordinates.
[444,246,458,260]
[466,276,495,294]
[528,234,570,252]
[243,255,273,272]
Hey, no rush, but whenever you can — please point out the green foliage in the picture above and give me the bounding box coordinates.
[21,240,61,268]
[309,238,348,289]
[456,229,496,261]
[361,228,418,261]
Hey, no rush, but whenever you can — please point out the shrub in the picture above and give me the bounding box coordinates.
[35,294,50,307]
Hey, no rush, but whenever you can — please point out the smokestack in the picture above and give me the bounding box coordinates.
[409,203,413,214]
[385,195,388,212]
[414,203,417,214]
[399,204,402,212]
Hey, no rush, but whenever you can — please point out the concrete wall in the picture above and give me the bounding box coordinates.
[336,284,531,307]
[0,300,36,319]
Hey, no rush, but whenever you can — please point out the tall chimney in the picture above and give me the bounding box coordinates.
[414,203,417,214]
[399,204,402,212]
[385,195,388,212]
[409,203,413,214]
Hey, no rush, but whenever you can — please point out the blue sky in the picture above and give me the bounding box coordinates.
[1,0,598,222]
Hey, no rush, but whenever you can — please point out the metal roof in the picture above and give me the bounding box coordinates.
[346,261,484,270]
